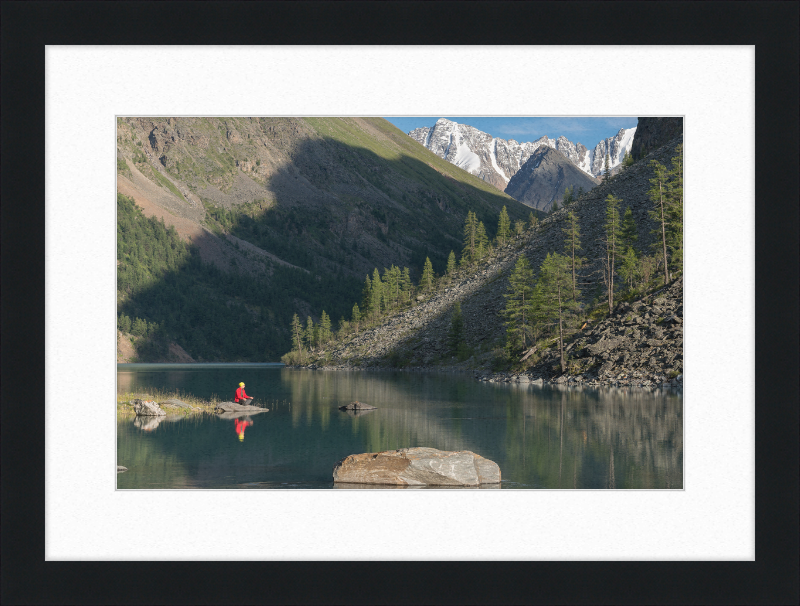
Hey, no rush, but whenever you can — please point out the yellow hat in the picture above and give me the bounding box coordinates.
[239,382,245,387]
[238,433,244,441]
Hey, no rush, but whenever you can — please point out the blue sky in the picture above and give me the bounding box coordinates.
[384,117,638,148]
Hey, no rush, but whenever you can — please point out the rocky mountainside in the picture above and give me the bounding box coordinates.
[629,117,683,161]
[116,117,532,362]
[302,134,683,386]
[408,118,636,191]
[504,147,599,211]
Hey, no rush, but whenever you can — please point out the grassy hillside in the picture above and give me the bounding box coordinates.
[116,117,538,362]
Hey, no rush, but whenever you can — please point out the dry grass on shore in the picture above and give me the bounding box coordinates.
[116,389,222,416]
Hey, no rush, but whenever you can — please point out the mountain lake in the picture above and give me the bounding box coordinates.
[117,364,683,489]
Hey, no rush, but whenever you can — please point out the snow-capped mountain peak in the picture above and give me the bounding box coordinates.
[408,119,636,193]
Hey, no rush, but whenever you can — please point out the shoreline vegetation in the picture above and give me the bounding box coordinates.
[116,389,221,416]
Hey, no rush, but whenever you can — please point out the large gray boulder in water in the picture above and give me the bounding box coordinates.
[332,447,501,486]
[133,399,166,416]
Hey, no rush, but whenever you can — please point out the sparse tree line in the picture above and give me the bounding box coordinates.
[282,205,542,364]
[501,145,683,374]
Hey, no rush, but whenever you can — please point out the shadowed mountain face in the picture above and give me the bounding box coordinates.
[629,117,683,161]
[504,147,599,211]
[116,117,535,362]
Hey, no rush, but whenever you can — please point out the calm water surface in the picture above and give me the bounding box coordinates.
[117,364,682,489]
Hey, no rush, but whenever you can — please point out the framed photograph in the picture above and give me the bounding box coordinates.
[3,2,796,604]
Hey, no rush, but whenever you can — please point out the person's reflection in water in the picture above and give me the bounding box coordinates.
[234,417,253,441]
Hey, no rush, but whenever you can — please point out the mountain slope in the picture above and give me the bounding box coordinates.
[504,147,600,211]
[303,133,684,385]
[116,117,534,362]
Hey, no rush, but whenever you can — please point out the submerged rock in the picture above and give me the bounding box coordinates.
[343,408,376,418]
[338,401,377,411]
[133,399,166,417]
[332,447,501,486]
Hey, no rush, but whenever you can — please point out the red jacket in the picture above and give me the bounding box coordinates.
[235,387,250,402]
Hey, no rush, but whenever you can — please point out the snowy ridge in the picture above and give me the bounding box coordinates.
[408,119,637,190]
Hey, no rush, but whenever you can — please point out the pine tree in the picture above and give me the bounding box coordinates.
[291,313,304,362]
[400,267,414,304]
[604,152,611,182]
[420,257,435,293]
[620,206,638,252]
[304,316,315,351]
[462,210,478,264]
[370,268,383,320]
[496,206,511,246]
[514,220,525,237]
[536,253,580,374]
[351,303,361,334]
[528,212,539,231]
[361,274,372,319]
[502,255,535,352]
[619,246,639,290]
[622,150,635,169]
[550,199,560,214]
[446,251,456,279]
[562,185,574,207]
[603,194,622,313]
[647,160,671,285]
[118,314,132,334]
[562,210,585,300]
[319,310,332,346]
[475,221,489,260]
[665,144,683,275]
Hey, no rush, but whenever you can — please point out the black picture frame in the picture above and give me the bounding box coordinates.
[2,2,797,604]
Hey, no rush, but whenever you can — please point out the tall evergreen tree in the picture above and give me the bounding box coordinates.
[604,152,611,182]
[562,210,585,300]
[550,199,560,214]
[528,212,539,231]
[502,256,535,352]
[619,246,639,290]
[370,268,383,320]
[603,194,622,312]
[304,316,315,350]
[496,206,511,246]
[462,210,478,263]
[446,251,456,279]
[647,160,671,285]
[536,253,580,374]
[475,221,489,260]
[351,303,361,334]
[665,144,683,275]
[400,267,414,304]
[620,206,638,252]
[319,310,332,346]
[562,186,574,207]
[291,313,304,362]
[420,257,435,293]
[361,274,372,319]
[514,220,525,237]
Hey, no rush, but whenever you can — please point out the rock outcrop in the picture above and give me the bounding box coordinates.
[214,402,269,414]
[133,399,166,416]
[629,117,683,161]
[338,401,377,411]
[332,447,501,486]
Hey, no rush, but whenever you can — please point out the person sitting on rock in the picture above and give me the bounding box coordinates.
[234,382,253,406]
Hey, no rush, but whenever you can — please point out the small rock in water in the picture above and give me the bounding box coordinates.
[117,466,128,473]
[338,401,377,411]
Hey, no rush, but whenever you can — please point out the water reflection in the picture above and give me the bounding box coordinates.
[234,418,253,441]
[118,366,682,489]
